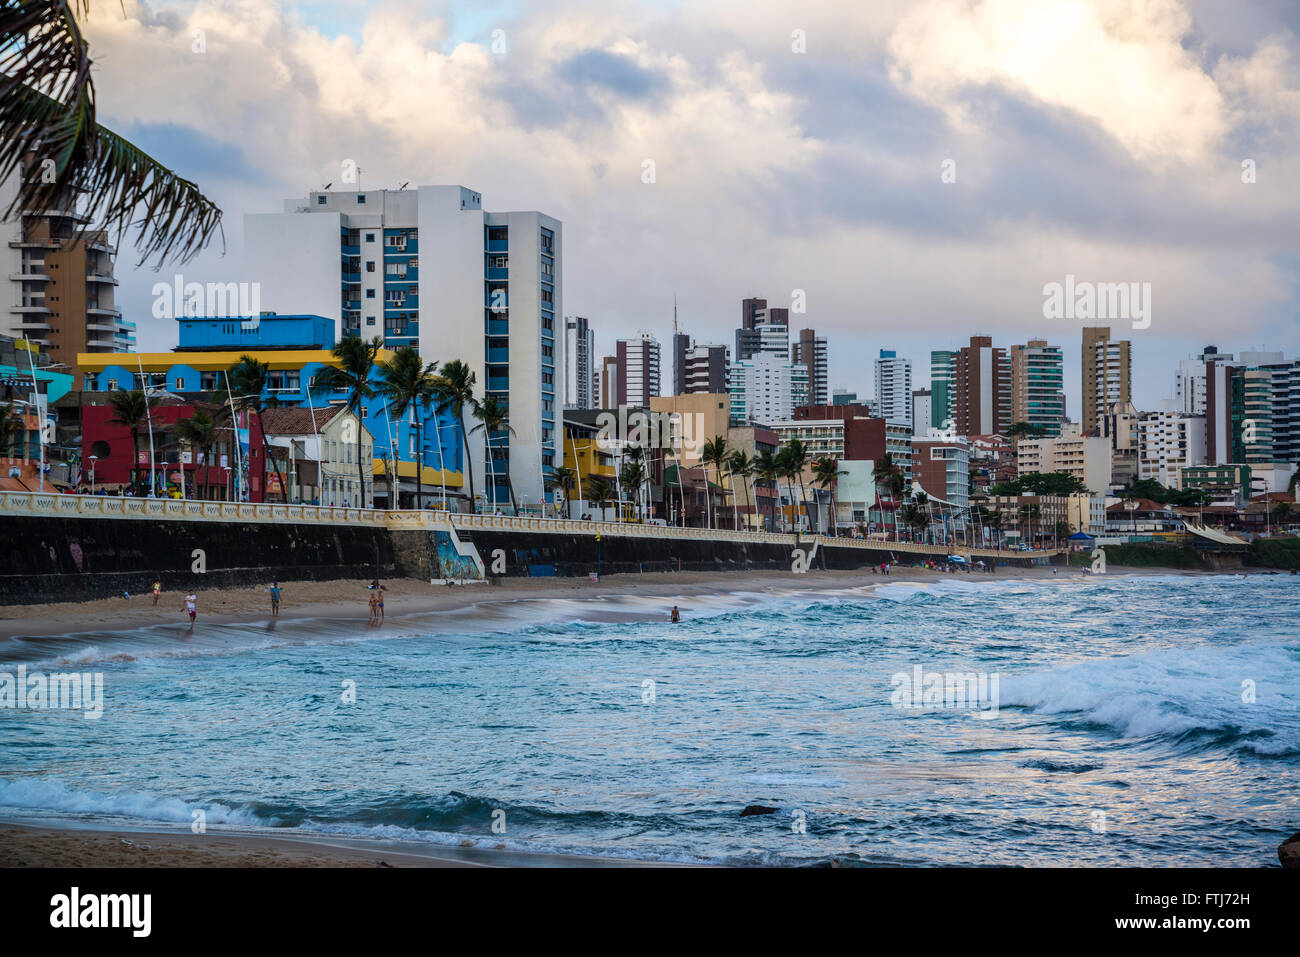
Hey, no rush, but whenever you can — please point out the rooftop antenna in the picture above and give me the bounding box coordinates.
[321,182,332,191]
[673,294,678,334]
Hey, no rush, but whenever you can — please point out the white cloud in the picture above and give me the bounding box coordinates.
[887,0,1227,164]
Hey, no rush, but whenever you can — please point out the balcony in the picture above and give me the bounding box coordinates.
[86,322,120,332]
[13,303,50,313]
[9,271,50,282]
[86,306,121,317]
[86,272,118,285]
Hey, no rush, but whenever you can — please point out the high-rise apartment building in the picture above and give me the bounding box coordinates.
[874,349,913,428]
[1010,339,1065,436]
[2,171,132,373]
[1082,327,1131,435]
[729,352,807,424]
[930,350,956,430]
[736,296,789,361]
[681,342,729,394]
[564,316,594,409]
[671,329,690,396]
[614,332,661,406]
[1137,406,1207,488]
[792,328,829,406]
[953,336,1010,437]
[1174,345,1232,415]
[912,389,931,437]
[246,185,561,510]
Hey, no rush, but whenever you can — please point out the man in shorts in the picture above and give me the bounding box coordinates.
[185,593,197,626]
[269,582,281,617]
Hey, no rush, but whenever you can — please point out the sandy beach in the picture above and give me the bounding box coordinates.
[0,563,1182,641]
[0,822,657,868]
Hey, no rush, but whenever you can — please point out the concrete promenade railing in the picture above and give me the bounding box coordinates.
[0,490,1061,562]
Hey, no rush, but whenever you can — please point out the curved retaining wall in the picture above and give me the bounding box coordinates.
[0,492,1057,603]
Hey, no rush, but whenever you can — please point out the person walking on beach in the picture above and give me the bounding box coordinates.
[184,593,197,626]
[670,605,680,623]
[152,581,161,606]
[375,589,385,624]
[368,592,378,624]
[269,582,281,617]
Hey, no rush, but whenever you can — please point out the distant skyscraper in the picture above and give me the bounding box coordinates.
[1010,339,1065,436]
[564,316,594,409]
[730,352,806,424]
[953,336,1010,436]
[614,332,660,406]
[832,388,857,406]
[1174,345,1233,415]
[930,350,956,430]
[736,296,789,361]
[1082,327,1131,435]
[912,389,931,437]
[874,350,913,428]
[682,343,729,394]
[792,328,829,406]
[599,355,620,408]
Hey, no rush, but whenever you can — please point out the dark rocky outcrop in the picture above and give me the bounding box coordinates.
[1279,832,1300,868]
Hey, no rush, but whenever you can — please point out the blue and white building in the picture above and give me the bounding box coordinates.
[245,186,561,510]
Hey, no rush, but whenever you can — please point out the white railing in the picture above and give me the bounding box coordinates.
[0,490,1059,559]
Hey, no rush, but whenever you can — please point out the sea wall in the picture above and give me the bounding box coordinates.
[0,514,400,604]
[0,491,1057,604]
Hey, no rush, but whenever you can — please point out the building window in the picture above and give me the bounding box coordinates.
[357,194,366,203]
[317,195,326,205]
[366,316,376,325]
[366,261,375,272]
[365,232,375,242]
[366,289,376,299]
[175,377,185,390]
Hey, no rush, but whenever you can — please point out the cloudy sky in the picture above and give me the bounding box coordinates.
[82,0,1299,414]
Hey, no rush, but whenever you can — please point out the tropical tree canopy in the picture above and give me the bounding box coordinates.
[1,1,223,264]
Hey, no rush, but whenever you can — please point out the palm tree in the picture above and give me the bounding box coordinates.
[727,450,755,532]
[753,448,781,532]
[887,470,906,540]
[618,458,646,521]
[374,347,437,510]
[913,490,931,544]
[585,475,615,518]
[312,335,381,507]
[107,389,156,491]
[432,359,479,512]
[172,411,215,500]
[624,444,648,520]
[778,440,810,533]
[471,395,518,514]
[984,506,1004,548]
[812,456,848,537]
[1,2,223,266]
[701,435,729,529]
[549,465,576,518]
[227,355,292,504]
[872,453,897,537]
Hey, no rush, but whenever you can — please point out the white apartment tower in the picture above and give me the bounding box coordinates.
[246,185,561,510]
[564,315,594,409]
[874,349,913,428]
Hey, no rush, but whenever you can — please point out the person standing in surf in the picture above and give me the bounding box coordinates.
[184,593,197,626]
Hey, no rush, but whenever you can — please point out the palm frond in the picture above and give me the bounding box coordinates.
[0,0,223,264]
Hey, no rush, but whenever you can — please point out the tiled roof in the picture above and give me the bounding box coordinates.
[259,405,344,435]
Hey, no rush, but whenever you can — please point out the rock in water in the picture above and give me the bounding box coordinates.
[740,805,779,817]
[1279,832,1300,868]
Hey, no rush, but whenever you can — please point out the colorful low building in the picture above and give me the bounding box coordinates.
[76,313,463,505]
